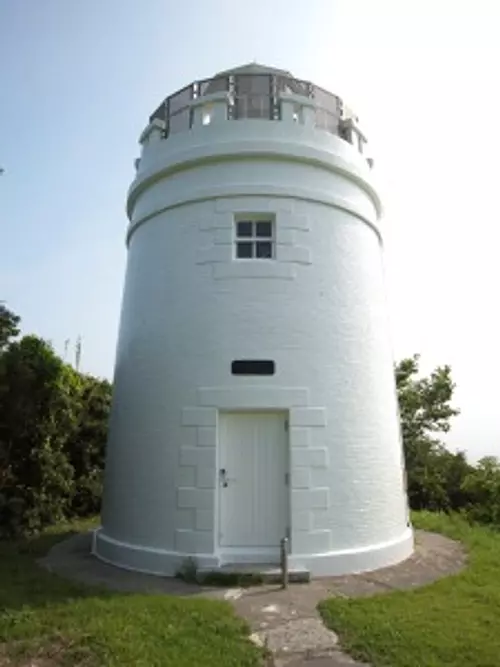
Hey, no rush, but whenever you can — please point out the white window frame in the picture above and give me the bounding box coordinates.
[234,214,275,260]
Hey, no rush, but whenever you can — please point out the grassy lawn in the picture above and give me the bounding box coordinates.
[0,519,263,667]
[320,512,500,667]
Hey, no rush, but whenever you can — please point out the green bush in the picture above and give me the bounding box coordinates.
[65,374,111,517]
[396,354,500,526]
[0,305,111,536]
[462,457,500,525]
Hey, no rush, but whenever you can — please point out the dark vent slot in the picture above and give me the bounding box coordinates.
[231,360,275,376]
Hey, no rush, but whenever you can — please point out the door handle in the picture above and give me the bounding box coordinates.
[219,469,236,487]
[219,468,229,487]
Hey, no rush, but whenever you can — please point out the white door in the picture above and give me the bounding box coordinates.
[219,412,288,549]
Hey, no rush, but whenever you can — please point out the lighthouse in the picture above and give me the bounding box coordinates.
[94,63,413,577]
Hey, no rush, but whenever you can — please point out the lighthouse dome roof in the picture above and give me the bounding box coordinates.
[213,62,293,78]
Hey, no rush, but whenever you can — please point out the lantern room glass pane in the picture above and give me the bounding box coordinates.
[235,74,271,95]
[168,85,192,115]
[198,76,229,97]
[312,86,341,114]
[234,74,272,119]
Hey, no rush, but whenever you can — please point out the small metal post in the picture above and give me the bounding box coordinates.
[280,536,289,589]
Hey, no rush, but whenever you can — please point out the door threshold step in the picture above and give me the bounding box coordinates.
[197,563,310,585]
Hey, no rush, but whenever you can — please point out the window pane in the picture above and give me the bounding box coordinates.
[256,221,272,238]
[149,101,167,124]
[235,74,271,95]
[315,108,339,135]
[199,76,229,97]
[235,95,271,119]
[256,241,272,259]
[277,76,312,98]
[312,86,341,115]
[237,221,252,237]
[237,242,253,258]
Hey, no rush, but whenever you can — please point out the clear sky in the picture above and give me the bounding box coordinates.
[1,0,499,461]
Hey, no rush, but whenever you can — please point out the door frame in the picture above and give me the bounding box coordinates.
[215,409,291,563]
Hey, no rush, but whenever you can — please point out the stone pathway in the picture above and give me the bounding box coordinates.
[228,586,368,665]
[40,530,467,666]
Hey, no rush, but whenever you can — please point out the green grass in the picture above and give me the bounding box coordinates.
[0,519,263,666]
[319,512,500,667]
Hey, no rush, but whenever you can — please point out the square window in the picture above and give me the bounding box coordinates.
[234,215,275,260]
[256,221,272,238]
[237,221,252,237]
[236,242,253,258]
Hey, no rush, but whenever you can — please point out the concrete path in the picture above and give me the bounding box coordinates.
[40,530,466,666]
[229,585,368,665]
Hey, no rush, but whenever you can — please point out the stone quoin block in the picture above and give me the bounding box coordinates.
[176,466,196,487]
[177,487,214,510]
[181,408,217,427]
[279,213,310,231]
[290,408,327,428]
[212,261,296,280]
[276,245,312,265]
[175,529,213,554]
[196,509,215,531]
[199,211,233,231]
[289,427,311,448]
[179,447,215,469]
[292,447,329,468]
[197,427,217,447]
[196,467,216,489]
[291,468,311,489]
[292,488,330,511]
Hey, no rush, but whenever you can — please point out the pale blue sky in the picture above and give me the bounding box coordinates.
[1,0,499,460]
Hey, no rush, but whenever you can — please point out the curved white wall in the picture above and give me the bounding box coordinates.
[94,116,413,577]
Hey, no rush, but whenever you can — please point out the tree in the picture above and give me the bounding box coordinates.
[0,305,112,536]
[396,355,459,446]
[396,355,462,511]
[66,374,112,516]
[462,456,500,525]
[0,335,79,535]
[0,302,20,350]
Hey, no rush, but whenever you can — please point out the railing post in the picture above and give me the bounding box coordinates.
[280,536,289,589]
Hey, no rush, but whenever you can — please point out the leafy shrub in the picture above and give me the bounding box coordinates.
[0,306,111,536]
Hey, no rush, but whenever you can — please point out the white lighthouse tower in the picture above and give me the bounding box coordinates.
[94,63,413,577]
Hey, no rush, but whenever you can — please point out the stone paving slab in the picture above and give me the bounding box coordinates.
[253,616,338,654]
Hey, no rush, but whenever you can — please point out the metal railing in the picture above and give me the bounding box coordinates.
[148,73,369,163]
[150,74,343,127]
